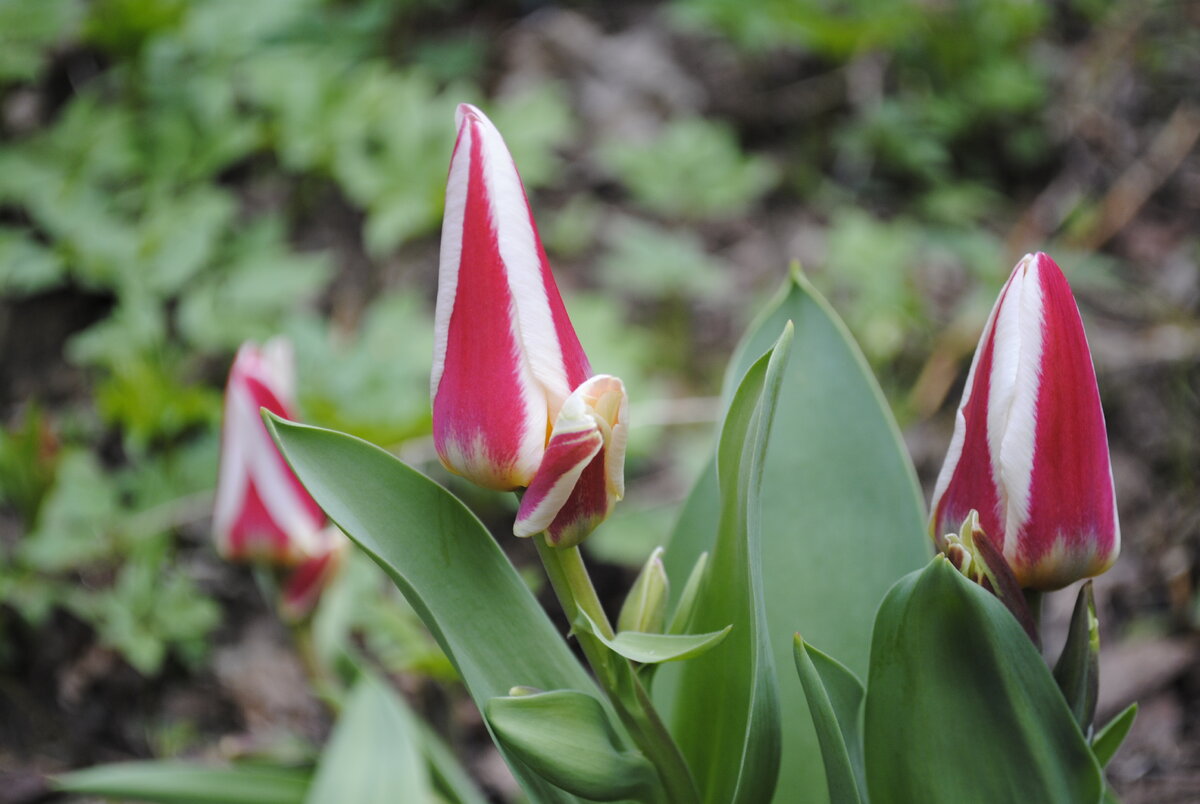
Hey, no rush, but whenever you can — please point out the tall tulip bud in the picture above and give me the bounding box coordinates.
[432,103,628,546]
[929,253,1120,590]
[213,338,326,564]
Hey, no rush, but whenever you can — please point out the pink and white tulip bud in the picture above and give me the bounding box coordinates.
[213,338,327,565]
[281,527,349,621]
[431,103,628,547]
[929,253,1120,591]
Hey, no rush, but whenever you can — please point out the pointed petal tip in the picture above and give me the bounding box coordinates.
[455,102,478,130]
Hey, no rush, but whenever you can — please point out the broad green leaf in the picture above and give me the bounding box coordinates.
[792,637,864,804]
[486,690,655,801]
[670,324,792,804]
[266,416,612,804]
[53,761,308,804]
[307,674,429,804]
[662,268,929,802]
[578,609,731,665]
[1092,703,1137,767]
[1054,581,1100,731]
[864,558,1104,804]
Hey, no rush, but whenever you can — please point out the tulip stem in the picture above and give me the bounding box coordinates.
[557,544,616,640]
[535,535,700,804]
[1024,589,1044,634]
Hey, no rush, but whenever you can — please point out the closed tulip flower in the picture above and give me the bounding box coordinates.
[281,526,348,621]
[432,104,627,548]
[929,252,1120,590]
[214,338,326,563]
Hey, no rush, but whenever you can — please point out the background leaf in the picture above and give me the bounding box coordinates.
[266,417,615,804]
[306,673,430,804]
[53,761,309,804]
[1092,703,1138,768]
[864,558,1104,803]
[661,268,929,802]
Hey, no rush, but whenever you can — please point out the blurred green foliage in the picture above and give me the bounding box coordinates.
[600,118,776,220]
[0,0,1158,730]
[0,0,578,676]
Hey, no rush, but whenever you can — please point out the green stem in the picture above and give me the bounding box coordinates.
[556,544,615,640]
[1024,589,1044,634]
[535,535,699,804]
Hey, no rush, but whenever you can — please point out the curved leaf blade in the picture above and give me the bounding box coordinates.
[1054,581,1099,731]
[1092,703,1137,768]
[670,323,792,804]
[53,762,309,804]
[792,636,864,804]
[578,609,731,664]
[864,558,1104,804]
[266,416,607,804]
[306,674,429,804]
[486,690,655,801]
[662,269,929,802]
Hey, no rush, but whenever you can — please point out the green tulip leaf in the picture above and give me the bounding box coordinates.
[485,690,656,801]
[53,761,309,804]
[662,267,929,802]
[577,608,732,664]
[306,674,430,804]
[669,323,792,803]
[265,415,614,804]
[1054,581,1100,732]
[864,558,1104,804]
[792,636,865,804]
[666,551,709,635]
[1092,703,1138,767]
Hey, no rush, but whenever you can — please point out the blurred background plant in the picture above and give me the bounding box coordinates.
[1,0,1197,800]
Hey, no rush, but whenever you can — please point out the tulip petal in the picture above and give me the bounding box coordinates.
[514,416,604,542]
[213,342,325,563]
[930,254,1120,590]
[929,272,1012,549]
[1005,254,1119,588]
[514,375,628,547]
[432,104,592,490]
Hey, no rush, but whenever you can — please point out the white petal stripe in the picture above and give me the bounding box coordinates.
[471,105,572,414]
[996,254,1045,561]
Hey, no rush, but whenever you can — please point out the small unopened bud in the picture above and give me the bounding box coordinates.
[508,685,544,697]
[618,547,669,634]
